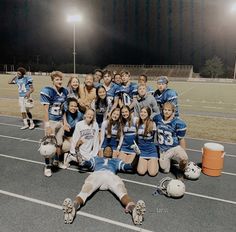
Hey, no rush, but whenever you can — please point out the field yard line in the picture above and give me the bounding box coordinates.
[178,86,195,96]
[1,153,236,205]
[0,132,235,158]
[202,106,223,110]
[182,113,236,120]
[0,189,153,232]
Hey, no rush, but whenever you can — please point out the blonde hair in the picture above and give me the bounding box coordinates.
[50,71,63,81]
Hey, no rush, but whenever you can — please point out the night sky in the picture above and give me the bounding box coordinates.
[1,0,236,71]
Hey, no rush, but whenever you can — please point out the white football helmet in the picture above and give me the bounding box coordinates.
[153,177,185,198]
[39,135,57,158]
[184,161,201,180]
[25,98,34,109]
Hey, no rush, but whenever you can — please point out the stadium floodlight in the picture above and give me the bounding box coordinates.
[230,3,236,13]
[67,14,82,74]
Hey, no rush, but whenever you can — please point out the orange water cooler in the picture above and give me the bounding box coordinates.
[202,143,225,177]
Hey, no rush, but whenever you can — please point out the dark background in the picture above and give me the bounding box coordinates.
[0,0,236,72]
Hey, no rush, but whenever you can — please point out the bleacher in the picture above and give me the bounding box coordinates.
[104,64,193,81]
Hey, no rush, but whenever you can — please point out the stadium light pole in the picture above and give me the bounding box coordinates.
[233,53,236,80]
[67,14,81,74]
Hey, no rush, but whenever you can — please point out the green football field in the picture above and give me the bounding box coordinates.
[0,74,235,143]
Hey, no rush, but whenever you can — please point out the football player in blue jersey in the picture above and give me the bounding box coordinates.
[138,74,154,95]
[62,98,83,154]
[40,71,68,177]
[62,145,146,225]
[117,105,138,163]
[102,70,120,107]
[113,72,122,86]
[136,106,159,176]
[154,76,179,117]
[113,70,138,110]
[99,108,121,157]
[152,102,188,175]
[8,67,35,130]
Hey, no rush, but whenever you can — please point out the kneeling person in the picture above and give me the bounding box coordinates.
[62,145,146,225]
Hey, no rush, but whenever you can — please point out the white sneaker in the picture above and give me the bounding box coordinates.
[62,198,76,224]
[20,125,29,130]
[44,166,52,177]
[29,123,35,130]
[132,200,146,225]
[58,162,67,169]
[64,153,73,169]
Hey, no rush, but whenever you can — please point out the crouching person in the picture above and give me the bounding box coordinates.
[152,102,188,176]
[62,145,146,225]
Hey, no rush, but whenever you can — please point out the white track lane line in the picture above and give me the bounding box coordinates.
[0,189,153,232]
[0,153,236,205]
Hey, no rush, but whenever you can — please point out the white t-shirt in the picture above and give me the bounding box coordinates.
[70,120,99,160]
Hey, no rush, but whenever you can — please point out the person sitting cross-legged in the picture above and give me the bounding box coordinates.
[62,145,146,225]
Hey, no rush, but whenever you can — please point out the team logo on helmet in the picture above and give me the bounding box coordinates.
[25,98,34,109]
[38,135,57,158]
[184,161,201,180]
[153,177,185,198]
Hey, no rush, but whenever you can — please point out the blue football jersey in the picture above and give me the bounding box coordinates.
[154,88,179,116]
[153,115,187,152]
[104,82,120,105]
[40,86,68,121]
[13,75,33,97]
[85,157,132,174]
[64,110,84,137]
[115,82,138,105]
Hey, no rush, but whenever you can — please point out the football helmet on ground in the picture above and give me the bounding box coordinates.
[184,161,201,180]
[153,177,185,198]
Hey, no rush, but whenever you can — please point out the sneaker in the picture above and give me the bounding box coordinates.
[52,159,59,167]
[44,166,52,177]
[62,198,76,224]
[58,162,67,169]
[64,153,74,169]
[20,125,29,130]
[132,200,146,225]
[29,123,35,130]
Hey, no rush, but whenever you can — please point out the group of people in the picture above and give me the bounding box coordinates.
[10,67,189,225]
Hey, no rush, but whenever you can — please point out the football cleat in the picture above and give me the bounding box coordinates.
[20,125,29,130]
[44,166,52,177]
[132,200,146,225]
[62,198,76,224]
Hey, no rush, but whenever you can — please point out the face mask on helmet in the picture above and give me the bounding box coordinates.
[184,161,201,180]
[25,98,34,109]
[153,177,185,198]
[38,135,57,157]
